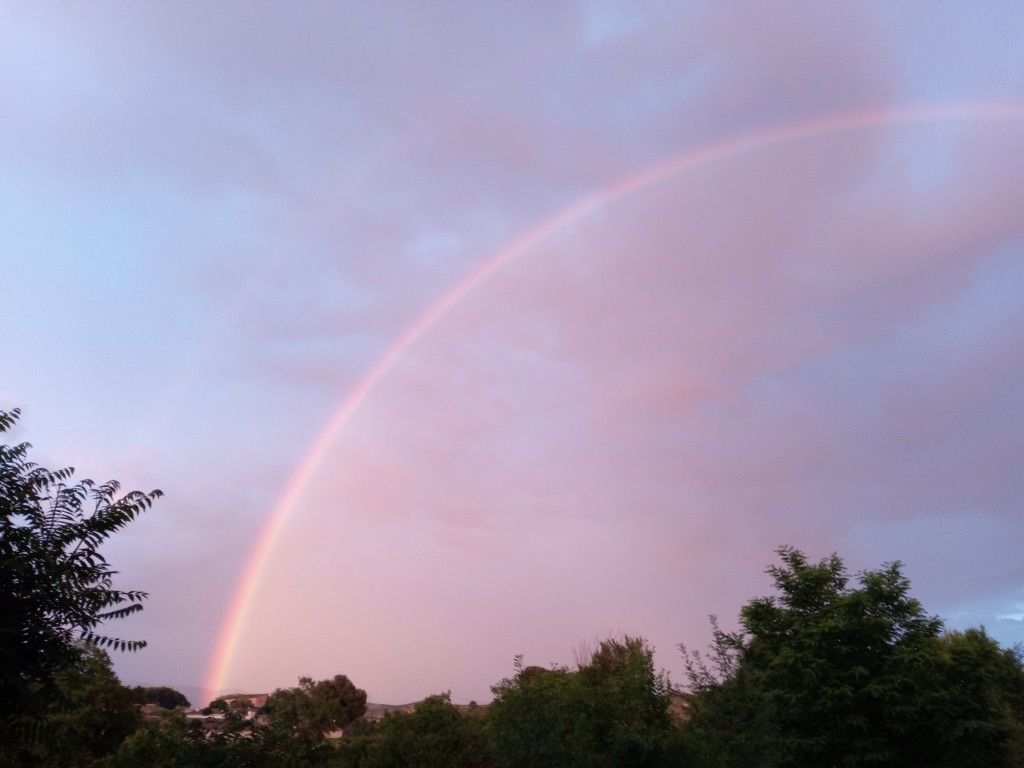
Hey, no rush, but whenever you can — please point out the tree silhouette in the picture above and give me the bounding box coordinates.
[0,408,160,734]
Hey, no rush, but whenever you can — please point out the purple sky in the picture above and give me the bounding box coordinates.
[4,2,1024,706]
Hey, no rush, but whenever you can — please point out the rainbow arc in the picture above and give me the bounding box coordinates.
[205,101,1024,696]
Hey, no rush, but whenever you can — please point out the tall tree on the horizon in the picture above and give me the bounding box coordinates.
[681,546,1024,768]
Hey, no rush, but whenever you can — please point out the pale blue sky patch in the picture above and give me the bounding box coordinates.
[581,0,646,44]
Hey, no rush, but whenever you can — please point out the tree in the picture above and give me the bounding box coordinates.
[128,686,190,709]
[360,692,490,768]
[677,617,754,768]
[265,674,367,741]
[2,643,141,767]
[0,408,160,736]
[580,636,675,747]
[96,715,203,768]
[681,546,1024,768]
[489,637,675,768]
[98,710,267,768]
[927,627,1024,768]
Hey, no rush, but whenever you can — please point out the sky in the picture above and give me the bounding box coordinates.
[3,1,1024,707]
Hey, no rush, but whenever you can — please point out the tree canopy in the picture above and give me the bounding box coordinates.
[488,636,674,768]
[127,686,191,710]
[3,643,140,768]
[0,408,160,737]
[355,692,489,768]
[264,674,368,741]
[681,546,1024,767]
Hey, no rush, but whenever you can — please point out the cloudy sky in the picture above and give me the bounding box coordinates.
[4,1,1024,706]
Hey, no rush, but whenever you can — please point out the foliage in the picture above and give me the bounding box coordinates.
[0,408,160,738]
[1,643,140,768]
[488,636,676,768]
[265,674,368,748]
[103,704,342,768]
[355,692,489,768]
[488,660,578,768]
[101,677,367,768]
[128,685,190,709]
[97,710,269,768]
[330,716,381,768]
[926,627,1024,767]
[680,546,1024,768]
[95,716,202,768]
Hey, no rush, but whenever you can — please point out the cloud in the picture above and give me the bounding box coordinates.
[5,1,1024,704]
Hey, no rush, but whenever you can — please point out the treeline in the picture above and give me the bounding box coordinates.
[4,408,1024,766]
[9,548,1024,768]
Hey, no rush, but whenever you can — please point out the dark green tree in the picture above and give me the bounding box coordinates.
[354,692,489,768]
[0,408,160,739]
[927,627,1024,767]
[95,715,203,768]
[2,643,140,767]
[488,660,579,768]
[128,686,190,709]
[489,637,675,768]
[331,716,381,768]
[681,546,1024,768]
[98,710,269,768]
[265,674,368,742]
[578,636,675,763]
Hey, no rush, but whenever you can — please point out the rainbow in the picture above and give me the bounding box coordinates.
[204,101,1024,695]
